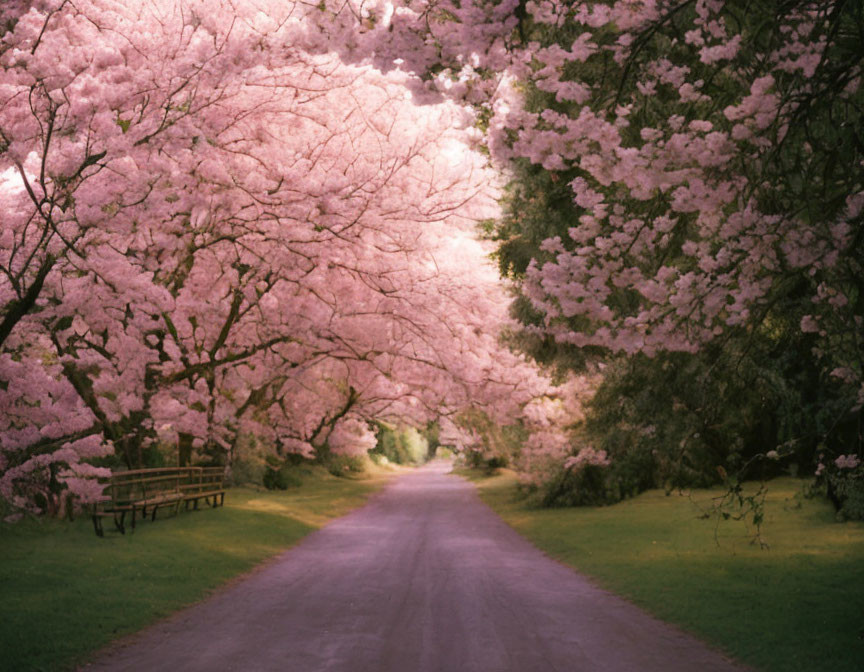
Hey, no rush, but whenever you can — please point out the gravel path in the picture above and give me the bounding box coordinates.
[82,461,746,672]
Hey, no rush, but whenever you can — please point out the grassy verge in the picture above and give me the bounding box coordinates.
[461,468,864,672]
[0,464,398,672]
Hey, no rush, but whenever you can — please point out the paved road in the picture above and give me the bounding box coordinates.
[83,462,746,672]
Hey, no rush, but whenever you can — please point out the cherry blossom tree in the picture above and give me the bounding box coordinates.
[19,0,863,517]
[331,0,860,371]
[334,0,862,506]
[1,0,563,516]
[517,374,599,488]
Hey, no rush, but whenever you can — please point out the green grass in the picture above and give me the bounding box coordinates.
[463,469,864,672]
[0,465,396,672]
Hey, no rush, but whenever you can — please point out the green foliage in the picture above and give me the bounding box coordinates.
[581,310,857,502]
[695,467,770,548]
[836,476,864,521]
[229,435,267,486]
[460,449,496,471]
[450,408,529,470]
[463,453,507,474]
[424,421,441,458]
[472,471,864,672]
[324,454,368,477]
[435,446,454,460]
[263,452,313,489]
[139,444,168,468]
[823,466,864,521]
[372,424,428,464]
[539,463,615,508]
[263,462,303,489]
[514,284,859,507]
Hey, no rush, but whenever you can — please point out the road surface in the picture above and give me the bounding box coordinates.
[83,461,746,672]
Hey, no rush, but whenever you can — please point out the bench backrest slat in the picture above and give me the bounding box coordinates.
[101,466,225,501]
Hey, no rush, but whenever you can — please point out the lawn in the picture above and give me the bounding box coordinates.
[463,469,864,672]
[0,465,395,672]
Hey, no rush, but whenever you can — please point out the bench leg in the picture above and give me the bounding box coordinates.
[113,511,126,535]
[92,515,104,537]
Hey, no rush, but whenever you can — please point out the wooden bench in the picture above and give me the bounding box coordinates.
[90,466,226,537]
